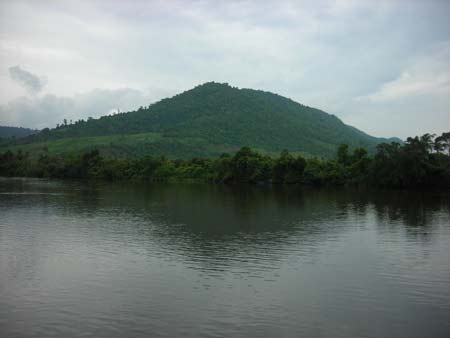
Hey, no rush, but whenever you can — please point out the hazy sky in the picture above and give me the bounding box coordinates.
[0,0,449,138]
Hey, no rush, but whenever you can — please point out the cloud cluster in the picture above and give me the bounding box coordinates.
[8,65,47,95]
[361,43,450,102]
[346,42,450,138]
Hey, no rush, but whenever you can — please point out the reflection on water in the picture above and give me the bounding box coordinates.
[0,178,449,338]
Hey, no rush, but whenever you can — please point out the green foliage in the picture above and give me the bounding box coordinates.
[272,150,306,183]
[337,144,350,166]
[434,132,450,154]
[369,133,450,188]
[1,132,448,189]
[4,82,395,159]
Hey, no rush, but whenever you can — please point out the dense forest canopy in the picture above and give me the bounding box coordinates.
[1,82,400,159]
[1,132,449,189]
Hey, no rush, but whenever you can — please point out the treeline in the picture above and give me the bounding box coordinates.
[0,132,449,188]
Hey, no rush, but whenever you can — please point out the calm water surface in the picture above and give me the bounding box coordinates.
[1,178,449,338]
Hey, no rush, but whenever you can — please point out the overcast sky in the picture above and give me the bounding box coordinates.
[0,0,449,138]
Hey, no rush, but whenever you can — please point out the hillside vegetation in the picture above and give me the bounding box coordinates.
[3,82,397,158]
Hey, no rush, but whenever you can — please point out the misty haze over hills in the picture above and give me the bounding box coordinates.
[0,126,38,139]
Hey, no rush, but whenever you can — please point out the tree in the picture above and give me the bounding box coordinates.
[349,148,370,182]
[337,144,350,166]
[273,150,306,183]
[227,147,271,183]
[435,132,450,155]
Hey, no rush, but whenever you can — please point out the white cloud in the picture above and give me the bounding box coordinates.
[361,43,450,102]
[345,43,450,138]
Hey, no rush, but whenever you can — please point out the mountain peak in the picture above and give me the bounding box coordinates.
[197,81,231,88]
[189,81,232,92]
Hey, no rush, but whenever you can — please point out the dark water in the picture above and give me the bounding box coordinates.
[1,178,450,338]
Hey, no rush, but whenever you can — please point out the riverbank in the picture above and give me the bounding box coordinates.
[1,138,449,189]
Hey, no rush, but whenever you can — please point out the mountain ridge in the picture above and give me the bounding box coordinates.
[0,126,39,139]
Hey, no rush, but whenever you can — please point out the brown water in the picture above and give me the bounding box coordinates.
[1,178,450,338]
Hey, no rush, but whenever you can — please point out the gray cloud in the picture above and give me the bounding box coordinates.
[8,65,47,95]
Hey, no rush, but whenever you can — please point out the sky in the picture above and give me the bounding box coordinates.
[0,0,449,139]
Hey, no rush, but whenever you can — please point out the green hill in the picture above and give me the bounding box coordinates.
[2,82,396,158]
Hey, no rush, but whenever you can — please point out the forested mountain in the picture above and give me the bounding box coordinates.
[0,126,38,139]
[3,82,397,158]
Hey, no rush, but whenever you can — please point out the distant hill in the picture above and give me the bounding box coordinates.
[0,126,39,139]
[3,82,398,158]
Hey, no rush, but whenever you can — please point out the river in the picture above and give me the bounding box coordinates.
[1,178,449,337]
